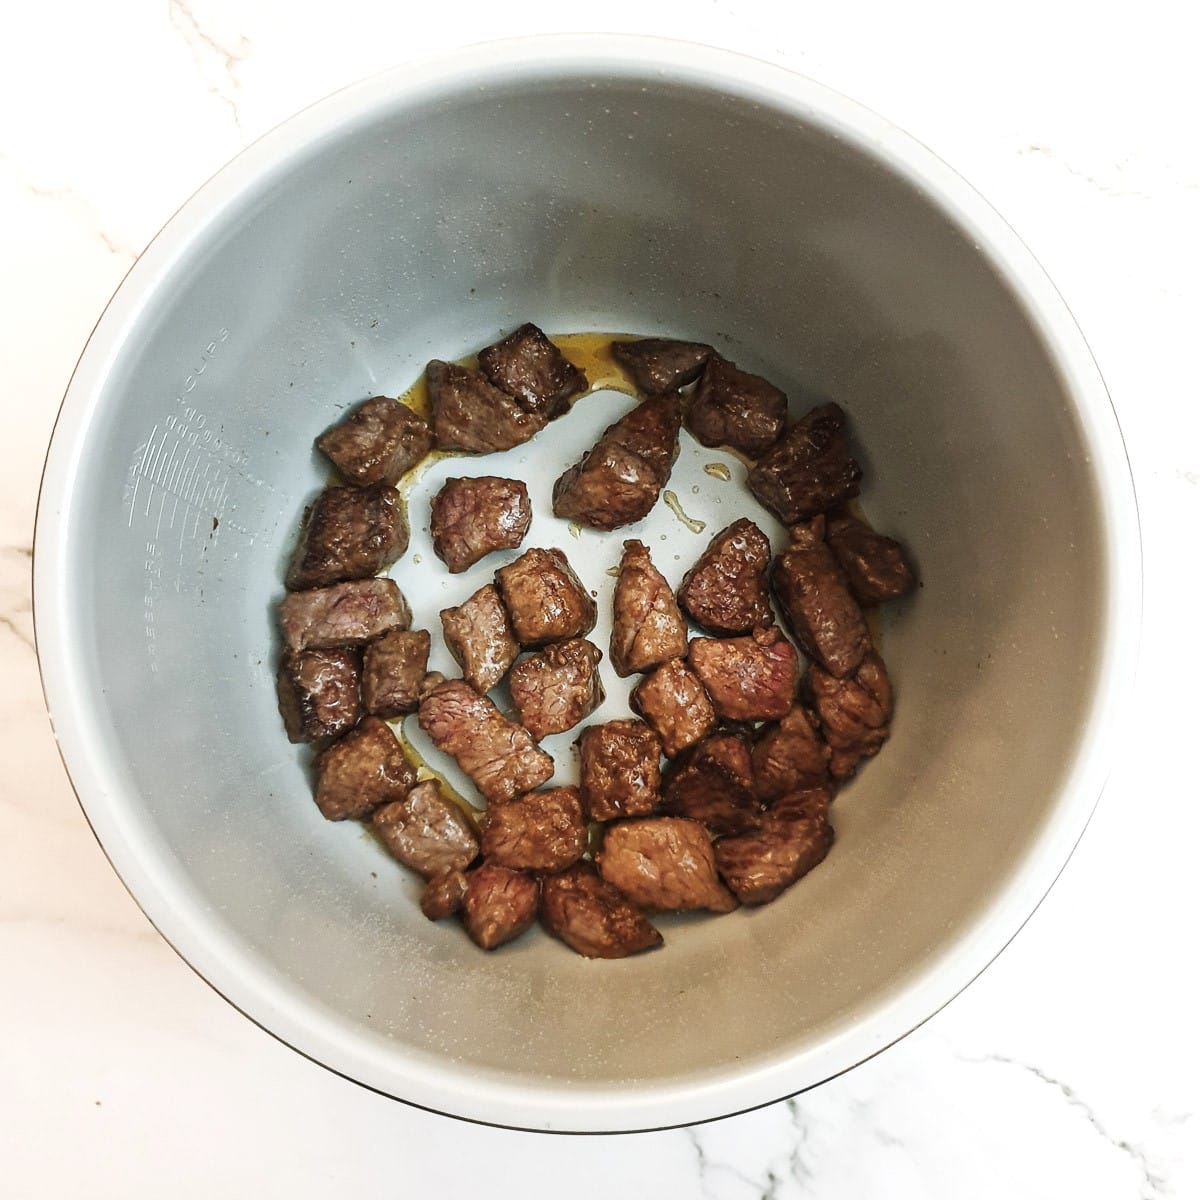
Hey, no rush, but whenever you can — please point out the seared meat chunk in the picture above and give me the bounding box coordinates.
[597,817,736,913]
[495,547,596,647]
[661,731,762,836]
[771,517,869,679]
[278,578,409,654]
[611,337,714,395]
[541,863,663,959]
[426,359,544,453]
[461,862,539,950]
[316,395,432,487]
[276,648,361,743]
[372,780,479,878]
[808,651,893,781]
[610,539,688,676]
[440,585,519,694]
[430,476,532,573]
[687,356,787,458]
[420,868,469,921]
[508,638,604,741]
[748,403,863,523]
[477,322,588,419]
[286,483,408,590]
[578,719,663,822]
[552,395,681,530]
[313,716,415,821]
[481,787,587,873]
[826,512,916,606]
[362,628,429,718]
[714,787,834,905]
[677,518,774,635]
[752,706,831,799]
[689,627,799,722]
[631,658,717,759]
[418,679,553,804]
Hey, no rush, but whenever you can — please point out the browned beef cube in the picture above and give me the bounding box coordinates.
[677,518,774,635]
[362,629,429,717]
[420,868,469,920]
[477,323,588,419]
[661,730,762,836]
[285,483,408,591]
[551,395,681,530]
[417,679,554,804]
[440,585,519,694]
[276,647,361,743]
[630,658,717,758]
[316,396,432,486]
[687,356,787,458]
[278,578,410,653]
[461,862,540,950]
[540,863,664,959]
[610,337,714,395]
[577,719,663,822]
[597,817,736,913]
[429,476,532,573]
[771,518,869,679]
[748,403,863,523]
[807,651,893,781]
[714,786,834,905]
[480,786,587,873]
[826,512,917,606]
[689,627,799,722]
[426,359,545,453]
[495,547,596,647]
[313,716,415,821]
[508,639,604,741]
[752,706,831,799]
[610,539,688,677]
[372,780,479,878]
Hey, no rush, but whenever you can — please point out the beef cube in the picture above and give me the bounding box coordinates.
[285,482,408,591]
[610,539,688,677]
[278,578,410,654]
[688,627,800,722]
[826,512,917,607]
[540,863,664,959]
[551,395,681,530]
[495,547,596,647]
[677,518,774,636]
[577,719,663,822]
[752,706,831,799]
[372,780,479,878]
[748,403,863,523]
[316,395,432,486]
[426,359,544,453]
[508,638,605,741]
[440,585,519,694]
[420,868,469,921]
[687,356,787,458]
[610,337,714,395]
[807,651,893,781]
[630,658,717,759]
[661,731,762,836]
[429,476,532,573]
[480,786,587,873]
[417,679,554,804]
[597,817,737,913]
[477,322,588,419]
[714,786,834,905]
[362,628,429,718]
[771,517,869,679]
[313,716,415,821]
[276,647,362,743]
[461,862,540,950]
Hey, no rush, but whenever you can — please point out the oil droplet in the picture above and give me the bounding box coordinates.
[704,462,731,481]
[663,490,707,534]
[412,553,422,565]
[568,522,582,539]
[691,485,700,494]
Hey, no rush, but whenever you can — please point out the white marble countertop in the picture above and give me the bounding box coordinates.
[3,3,1197,1195]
